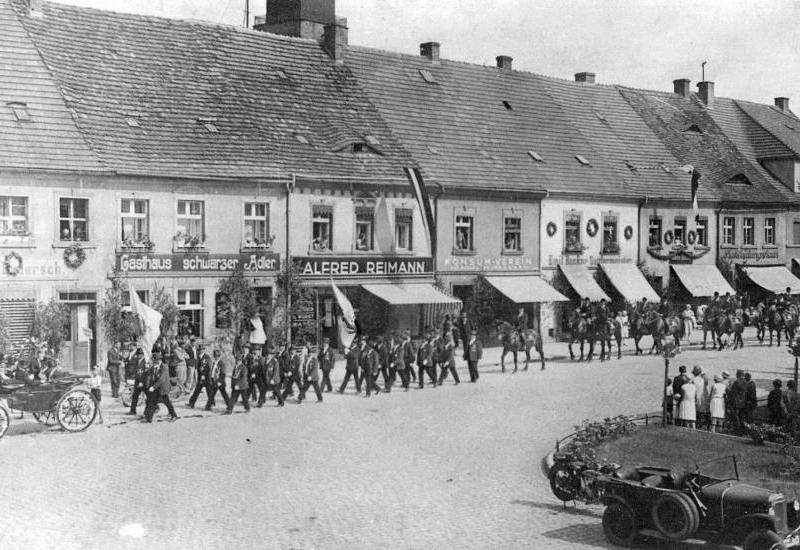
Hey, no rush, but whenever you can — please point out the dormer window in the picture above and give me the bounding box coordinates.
[352,143,364,153]
[419,69,437,84]
[726,173,752,185]
[528,151,543,162]
[8,102,30,122]
[198,118,218,133]
[683,124,703,135]
[575,155,590,166]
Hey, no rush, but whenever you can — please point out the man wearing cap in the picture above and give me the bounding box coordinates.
[389,333,407,390]
[183,335,199,393]
[300,343,323,403]
[417,330,437,389]
[144,352,179,422]
[126,347,148,416]
[281,346,305,402]
[727,369,748,433]
[376,334,393,392]
[401,330,416,385]
[464,329,483,383]
[226,351,251,414]
[207,348,230,410]
[359,336,382,397]
[338,338,362,394]
[248,344,268,405]
[260,345,284,407]
[318,337,335,393]
[187,344,212,409]
[106,341,124,399]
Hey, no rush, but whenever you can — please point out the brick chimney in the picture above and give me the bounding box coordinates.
[775,97,790,112]
[322,17,348,64]
[575,72,596,84]
[673,78,691,98]
[256,0,336,40]
[496,56,513,71]
[420,42,440,63]
[697,81,715,108]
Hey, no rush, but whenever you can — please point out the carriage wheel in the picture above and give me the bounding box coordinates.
[32,410,58,426]
[55,389,97,433]
[0,405,9,439]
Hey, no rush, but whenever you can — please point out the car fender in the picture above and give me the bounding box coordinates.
[601,493,631,509]
[729,512,775,535]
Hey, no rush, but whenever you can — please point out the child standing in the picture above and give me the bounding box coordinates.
[87,365,102,403]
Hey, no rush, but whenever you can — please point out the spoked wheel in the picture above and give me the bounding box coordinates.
[0,405,10,439]
[549,462,581,501]
[32,410,58,426]
[55,389,97,432]
[603,501,638,546]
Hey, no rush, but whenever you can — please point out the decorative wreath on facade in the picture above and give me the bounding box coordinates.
[687,230,697,245]
[3,252,22,276]
[586,219,599,237]
[663,230,674,245]
[623,225,634,241]
[546,222,557,237]
[63,243,86,269]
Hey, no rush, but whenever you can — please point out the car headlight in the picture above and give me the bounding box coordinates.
[769,506,776,517]
[793,499,800,512]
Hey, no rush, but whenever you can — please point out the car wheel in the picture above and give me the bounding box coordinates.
[549,462,580,501]
[603,501,637,547]
[743,529,786,550]
[651,492,699,541]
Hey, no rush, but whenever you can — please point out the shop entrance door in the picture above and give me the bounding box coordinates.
[58,293,96,372]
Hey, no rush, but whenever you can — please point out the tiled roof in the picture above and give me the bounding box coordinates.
[7,0,413,181]
[538,76,691,201]
[0,0,102,172]
[734,99,800,159]
[344,46,640,198]
[710,97,795,160]
[618,88,798,205]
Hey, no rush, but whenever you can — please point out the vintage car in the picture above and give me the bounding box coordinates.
[549,452,800,550]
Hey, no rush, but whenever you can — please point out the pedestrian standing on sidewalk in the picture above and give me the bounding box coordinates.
[464,329,482,383]
[692,366,710,430]
[709,375,726,432]
[456,310,474,353]
[337,339,361,394]
[318,337,335,393]
[300,344,323,403]
[676,375,697,429]
[682,305,696,345]
[438,332,460,385]
[226,352,251,414]
[768,379,786,427]
[106,341,123,399]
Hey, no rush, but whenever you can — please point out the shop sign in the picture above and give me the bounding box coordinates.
[116,252,280,273]
[547,255,634,267]
[719,247,781,263]
[0,254,67,278]
[441,255,534,271]
[295,256,432,278]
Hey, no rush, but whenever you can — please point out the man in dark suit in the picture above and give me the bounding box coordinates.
[376,335,392,392]
[464,329,483,383]
[183,335,199,392]
[187,344,212,408]
[226,352,250,413]
[317,337,335,393]
[106,341,123,398]
[144,352,178,422]
[300,344,323,403]
[247,344,267,404]
[337,339,361,394]
[207,348,229,411]
[360,337,382,397]
[281,347,304,402]
[456,311,474,352]
[402,330,417,385]
[417,330,437,389]
[389,333,407,390]
[260,346,284,407]
[126,346,148,415]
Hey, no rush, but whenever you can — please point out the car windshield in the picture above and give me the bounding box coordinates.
[694,455,739,483]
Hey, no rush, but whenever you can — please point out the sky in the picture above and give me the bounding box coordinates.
[52,0,799,106]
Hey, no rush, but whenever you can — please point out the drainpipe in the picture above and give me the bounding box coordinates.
[285,174,295,346]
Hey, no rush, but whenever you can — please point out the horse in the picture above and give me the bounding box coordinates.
[729,311,744,350]
[766,305,786,347]
[702,309,731,351]
[743,304,765,343]
[568,311,595,361]
[664,315,685,352]
[496,321,545,372]
[595,317,623,360]
[784,305,799,342]
[629,309,666,355]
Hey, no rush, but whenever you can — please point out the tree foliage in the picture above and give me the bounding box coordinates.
[99,280,179,346]
[151,285,179,337]
[468,275,499,338]
[31,299,70,353]
[0,310,11,356]
[274,261,315,344]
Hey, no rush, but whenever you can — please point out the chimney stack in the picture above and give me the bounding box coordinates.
[673,78,691,98]
[420,42,440,63]
[697,81,715,108]
[257,0,336,40]
[775,97,790,112]
[322,17,348,64]
[496,56,513,71]
[574,72,596,84]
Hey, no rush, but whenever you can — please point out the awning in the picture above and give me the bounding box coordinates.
[743,265,800,294]
[485,276,568,303]
[558,264,610,302]
[362,283,462,305]
[671,264,735,297]
[598,263,660,303]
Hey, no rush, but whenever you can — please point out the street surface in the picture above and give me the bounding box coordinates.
[0,328,793,550]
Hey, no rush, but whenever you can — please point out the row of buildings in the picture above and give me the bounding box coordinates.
[1,0,799,368]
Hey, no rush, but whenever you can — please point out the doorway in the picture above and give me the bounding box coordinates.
[58,292,96,372]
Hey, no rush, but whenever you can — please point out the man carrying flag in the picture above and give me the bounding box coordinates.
[331,278,357,350]
[129,284,162,362]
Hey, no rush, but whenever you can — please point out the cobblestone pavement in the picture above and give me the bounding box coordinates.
[1,329,794,550]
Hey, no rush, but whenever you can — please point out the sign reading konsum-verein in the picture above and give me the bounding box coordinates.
[116,252,280,273]
[295,256,433,278]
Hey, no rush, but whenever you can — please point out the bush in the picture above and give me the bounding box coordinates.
[562,415,638,465]
[31,299,69,354]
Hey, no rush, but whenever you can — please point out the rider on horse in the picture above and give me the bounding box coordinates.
[579,297,592,320]
[516,307,529,347]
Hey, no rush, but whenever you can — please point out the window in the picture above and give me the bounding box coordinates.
[59,197,88,241]
[565,213,582,252]
[764,217,776,246]
[723,216,736,245]
[355,207,374,251]
[743,217,755,246]
[602,215,618,253]
[648,216,662,247]
[575,155,590,166]
[7,102,30,122]
[419,69,437,84]
[0,196,28,235]
[503,216,522,252]
[794,221,800,246]
[177,290,204,338]
[454,214,474,251]
[696,217,708,246]
[176,200,204,246]
[673,217,687,245]
[312,205,333,251]
[395,209,413,251]
[243,202,270,248]
[120,198,149,246]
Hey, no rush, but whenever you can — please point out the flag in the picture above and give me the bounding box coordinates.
[129,284,162,363]
[689,167,701,216]
[331,278,357,349]
[403,167,436,255]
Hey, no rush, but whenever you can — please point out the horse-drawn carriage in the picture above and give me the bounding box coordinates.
[0,376,98,439]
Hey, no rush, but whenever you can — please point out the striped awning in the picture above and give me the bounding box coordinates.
[485,276,568,303]
[558,264,610,302]
[743,266,800,295]
[362,283,462,306]
[598,263,660,303]
[671,264,735,297]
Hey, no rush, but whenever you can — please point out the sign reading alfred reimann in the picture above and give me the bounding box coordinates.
[295,256,433,278]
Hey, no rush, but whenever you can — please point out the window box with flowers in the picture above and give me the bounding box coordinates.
[120,236,155,251]
[173,232,205,250]
[242,235,275,251]
[601,242,620,255]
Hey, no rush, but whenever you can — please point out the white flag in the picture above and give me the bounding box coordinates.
[130,284,162,363]
[331,278,356,349]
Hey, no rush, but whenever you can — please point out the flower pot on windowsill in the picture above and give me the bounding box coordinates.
[563,244,587,255]
[173,233,205,250]
[121,238,155,252]
[601,243,620,255]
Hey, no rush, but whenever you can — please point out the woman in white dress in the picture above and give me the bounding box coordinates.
[682,304,696,345]
[709,375,727,433]
[677,379,697,429]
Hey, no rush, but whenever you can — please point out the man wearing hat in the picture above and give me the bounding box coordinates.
[106,341,124,399]
[358,336,382,397]
[464,328,483,383]
[337,337,361,394]
[247,344,267,405]
[183,335,199,392]
[389,332,407,390]
[260,345,284,407]
[728,369,748,433]
[417,330,437,389]
[144,352,179,422]
[318,337,335,393]
[401,329,417,386]
[300,343,323,403]
[226,351,251,414]
[281,345,305,402]
[126,347,148,416]
[187,344,212,409]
